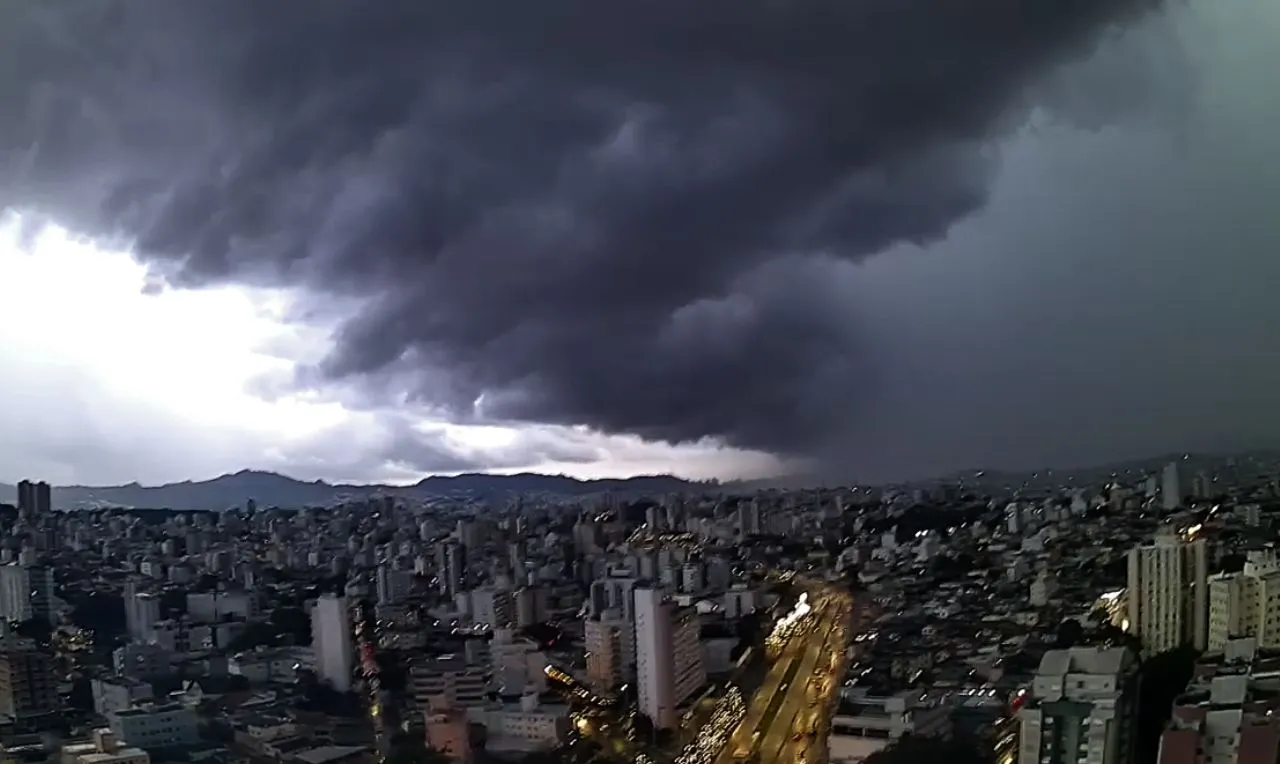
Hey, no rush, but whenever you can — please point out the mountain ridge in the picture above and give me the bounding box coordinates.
[5,447,1274,511]
[0,470,708,511]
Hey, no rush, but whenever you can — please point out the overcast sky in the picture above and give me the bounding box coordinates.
[1,0,1277,486]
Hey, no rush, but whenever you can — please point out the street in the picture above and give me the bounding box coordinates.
[717,585,853,764]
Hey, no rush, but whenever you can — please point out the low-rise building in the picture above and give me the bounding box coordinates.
[472,694,570,754]
[108,703,200,750]
[828,690,951,764]
[91,677,154,717]
[61,730,149,764]
[228,646,313,684]
[411,655,488,711]
[1159,638,1280,764]
[425,696,473,764]
[112,644,173,681]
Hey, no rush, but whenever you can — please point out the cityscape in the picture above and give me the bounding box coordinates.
[0,452,1275,764]
[2,3,1277,764]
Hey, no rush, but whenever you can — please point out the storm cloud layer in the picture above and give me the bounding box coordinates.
[2,0,1180,462]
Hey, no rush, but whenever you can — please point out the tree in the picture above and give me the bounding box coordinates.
[270,605,313,645]
[67,676,94,711]
[376,652,408,694]
[226,621,278,653]
[1054,619,1085,649]
[68,592,127,644]
[1094,623,1142,653]
[864,735,992,764]
[13,617,53,646]
[1134,646,1198,764]
[226,605,313,653]
[297,682,362,717]
[631,712,655,742]
[199,720,235,744]
[520,751,563,764]
[734,610,763,645]
[1218,553,1246,575]
[159,589,188,619]
[385,735,452,764]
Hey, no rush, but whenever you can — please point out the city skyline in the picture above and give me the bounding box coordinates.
[7,4,1280,764]
[2,0,1279,487]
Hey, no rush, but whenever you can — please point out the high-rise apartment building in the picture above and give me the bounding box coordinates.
[0,564,33,623]
[1207,550,1280,651]
[489,628,547,695]
[736,500,762,539]
[0,631,60,726]
[376,563,416,606]
[585,609,634,692]
[123,583,161,643]
[634,585,706,729]
[1128,526,1209,653]
[590,576,639,621]
[1017,647,1139,764]
[1162,462,1183,511]
[411,654,488,710]
[0,564,55,624]
[437,542,465,598]
[310,594,353,692]
[513,586,549,628]
[672,606,706,706]
[16,480,51,515]
[470,586,514,630]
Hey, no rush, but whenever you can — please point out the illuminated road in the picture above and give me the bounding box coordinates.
[718,586,852,764]
[355,602,389,763]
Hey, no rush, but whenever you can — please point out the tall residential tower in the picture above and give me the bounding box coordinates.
[1127,525,1208,653]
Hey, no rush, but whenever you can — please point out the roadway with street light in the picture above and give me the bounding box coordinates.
[717,582,854,764]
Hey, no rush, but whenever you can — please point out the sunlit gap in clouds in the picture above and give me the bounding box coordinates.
[0,210,351,434]
[0,210,788,484]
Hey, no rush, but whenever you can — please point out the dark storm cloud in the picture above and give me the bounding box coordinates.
[0,0,1173,457]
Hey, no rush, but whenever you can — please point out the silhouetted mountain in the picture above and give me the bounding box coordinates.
[0,470,704,511]
[3,448,1271,512]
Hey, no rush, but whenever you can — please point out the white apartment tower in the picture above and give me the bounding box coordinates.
[1017,647,1139,764]
[1127,526,1208,653]
[1206,549,1280,650]
[122,582,161,643]
[0,565,34,623]
[585,610,634,692]
[736,500,762,539]
[634,586,705,729]
[1161,461,1183,510]
[310,594,353,692]
[470,586,514,630]
[671,606,706,706]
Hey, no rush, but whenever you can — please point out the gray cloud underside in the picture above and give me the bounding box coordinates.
[1,0,1215,476]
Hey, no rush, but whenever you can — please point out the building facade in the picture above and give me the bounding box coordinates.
[0,634,59,726]
[1159,638,1280,764]
[310,594,353,692]
[1127,526,1208,653]
[1017,647,1139,764]
[634,585,705,730]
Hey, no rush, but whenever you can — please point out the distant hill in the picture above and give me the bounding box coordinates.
[0,470,705,511]
[5,448,1272,512]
